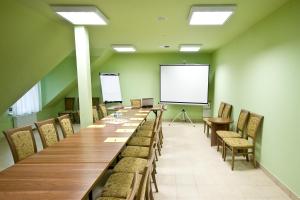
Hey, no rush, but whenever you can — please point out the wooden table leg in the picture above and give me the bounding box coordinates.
[211,123,230,146]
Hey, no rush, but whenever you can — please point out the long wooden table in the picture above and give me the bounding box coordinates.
[0,108,151,200]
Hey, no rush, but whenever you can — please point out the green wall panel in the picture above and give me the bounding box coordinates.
[90,53,213,121]
[213,0,300,196]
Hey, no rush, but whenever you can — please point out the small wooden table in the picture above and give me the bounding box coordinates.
[208,118,232,146]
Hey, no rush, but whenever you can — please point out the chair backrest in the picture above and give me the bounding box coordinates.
[236,109,250,133]
[99,104,108,117]
[246,113,264,140]
[136,166,151,200]
[221,103,232,119]
[3,125,37,163]
[92,106,99,122]
[64,97,75,111]
[57,114,74,138]
[218,102,226,117]
[131,99,142,109]
[127,172,141,200]
[35,118,60,148]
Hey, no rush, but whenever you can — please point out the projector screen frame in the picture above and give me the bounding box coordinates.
[159,64,210,105]
[99,73,123,104]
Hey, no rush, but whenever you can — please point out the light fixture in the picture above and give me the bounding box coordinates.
[52,6,108,25]
[112,45,136,52]
[189,5,236,25]
[180,45,201,52]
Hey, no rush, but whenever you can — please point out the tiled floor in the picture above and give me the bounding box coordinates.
[0,122,291,200]
[154,122,291,200]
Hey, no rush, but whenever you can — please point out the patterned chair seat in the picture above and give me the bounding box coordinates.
[206,121,212,126]
[143,120,154,126]
[113,157,148,174]
[97,197,125,200]
[216,131,241,138]
[127,137,151,147]
[223,138,253,148]
[139,125,153,131]
[121,146,149,158]
[100,172,140,199]
[134,130,153,138]
[203,117,211,123]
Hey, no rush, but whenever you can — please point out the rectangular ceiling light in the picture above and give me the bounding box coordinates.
[112,45,136,53]
[189,5,236,25]
[52,6,108,25]
[180,45,201,52]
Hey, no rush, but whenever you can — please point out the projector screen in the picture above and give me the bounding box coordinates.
[100,73,122,103]
[160,64,209,104]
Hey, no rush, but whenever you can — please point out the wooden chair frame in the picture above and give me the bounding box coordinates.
[98,104,108,118]
[57,114,74,138]
[216,109,250,157]
[35,118,60,148]
[203,102,225,133]
[3,125,37,163]
[223,113,264,170]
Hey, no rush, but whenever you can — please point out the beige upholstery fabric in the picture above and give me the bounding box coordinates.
[131,99,141,108]
[11,131,35,160]
[203,118,210,123]
[216,131,241,138]
[113,157,147,174]
[97,197,125,200]
[247,116,261,138]
[222,104,231,118]
[127,137,151,147]
[61,118,73,137]
[101,173,136,198]
[143,121,154,126]
[121,146,149,158]
[134,130,153,138]
[237,111,248,130]
[207,121,212,126]
[93,107,99,121]
[224,138,253,148]
[40,124,58,147]
[99,104,108,117]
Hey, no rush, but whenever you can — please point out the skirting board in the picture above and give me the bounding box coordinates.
[257,162,300,200]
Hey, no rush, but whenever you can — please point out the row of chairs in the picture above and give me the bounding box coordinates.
[3,114,74,163]
[208,102,264,170]
[95,106,165,200]
[203,102,232,137]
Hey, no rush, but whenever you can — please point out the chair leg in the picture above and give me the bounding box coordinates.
[203,122,206,133]
[157,141,162,156]
[223,145,227,161]
[217,137,220,152]
[253,148,256,168]
[222,141,225,159]
[231,148,235,171]
[151,171,159,192]
[155,150,158,161]
[206,126,210,137]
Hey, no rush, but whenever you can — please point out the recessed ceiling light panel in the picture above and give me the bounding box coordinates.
[180,45,201,52]
[52,6,108,25]
[189,5,236,25]
[112,45,136,52]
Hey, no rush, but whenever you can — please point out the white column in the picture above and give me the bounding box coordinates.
[74,26,93,128]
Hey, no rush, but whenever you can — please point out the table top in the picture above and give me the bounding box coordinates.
[0,108,151,200]
[208,117,232,124]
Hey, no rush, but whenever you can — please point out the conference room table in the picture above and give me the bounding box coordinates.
[0,108,152,200]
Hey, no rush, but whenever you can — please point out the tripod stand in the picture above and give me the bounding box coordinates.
[169,109,195,127]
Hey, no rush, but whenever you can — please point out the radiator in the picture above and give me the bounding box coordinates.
[13,113,37,129]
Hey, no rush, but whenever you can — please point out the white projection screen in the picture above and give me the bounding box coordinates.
[160,64,209,104]
[100,73,122,103]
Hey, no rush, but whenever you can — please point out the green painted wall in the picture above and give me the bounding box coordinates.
[89,53,213,121]
[213,0,300,196]
[0,0,74,114]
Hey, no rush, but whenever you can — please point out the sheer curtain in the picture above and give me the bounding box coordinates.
[12,83,41,116]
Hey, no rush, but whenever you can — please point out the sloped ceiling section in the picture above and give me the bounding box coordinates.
[0,0,74,114]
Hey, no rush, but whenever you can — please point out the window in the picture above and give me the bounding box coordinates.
[11,83,41,116]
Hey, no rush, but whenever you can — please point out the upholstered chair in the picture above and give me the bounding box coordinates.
[35,118,60,148]
[57,114,74,138]
[3,125,37,163]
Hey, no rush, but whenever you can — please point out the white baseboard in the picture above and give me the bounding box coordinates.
[258,162,299,200]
